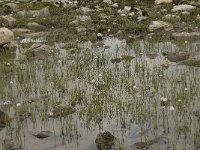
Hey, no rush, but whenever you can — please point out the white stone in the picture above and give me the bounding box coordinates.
[112,3,119,8]
[103,0,113,5]
[172,5,196,12]
[155,0,173,5]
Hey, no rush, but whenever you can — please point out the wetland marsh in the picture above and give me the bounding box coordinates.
[0,0,200,149]
[0,37,200,150]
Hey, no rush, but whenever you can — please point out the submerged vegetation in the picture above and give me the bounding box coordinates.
[0,38,200,149]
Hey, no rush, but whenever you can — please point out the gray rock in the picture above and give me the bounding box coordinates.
[70,20,79,26]
[128,12,135,16]
[162,51,190,62]
[155,0,172,5]
[134,7,147,16]
[103,0,113,4]
[163,14,180,21]
[76,27,87,33]
[118,6,132,15]
[2,139,16,150]
[17,7,50,18]
[5,3,19,13]
[17,0,33,2]
[146,50,158,59]
[171,32,200,40]
[0,28,14,46]
[32,131,53,139]
[20,32,46,39]
[97,33,103,39]
[190,1,200,7]
[181,11,190,15]
[137,16,147,21]
[171,5,196,12]
[76,15,91,22]
[12,28,31,35]
[112,3,119,8]
[27,22,46,31]
[76,27,87,35]
[79,7,93,14]
[0,15,16,28]
[99,13,110,19]
[54,0,77,8]
[50,104,75,118]
[177,51,200,67]
[0,110,10,130]
[95,131,115,145]
[26,43,54,59]
[123,6,132,14]
[197,15,200,21]
[149,21,173,32]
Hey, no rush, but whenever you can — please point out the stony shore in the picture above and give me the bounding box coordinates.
[0,0,200,61]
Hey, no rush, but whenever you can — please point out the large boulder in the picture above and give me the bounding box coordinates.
[0,28,14,46]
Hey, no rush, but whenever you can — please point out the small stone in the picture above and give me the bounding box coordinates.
[170,106,174,111]
[50,104,75,118]
[54,0,76,8]
[95,131,115,145]
[103,0,113,4]
[76,15,91,22]
[32,131,53,139]
[181,11,190,15]
[27,22,46,31]
[97,33,103,38]
[112,3,119,8]
[16,103,21,107]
